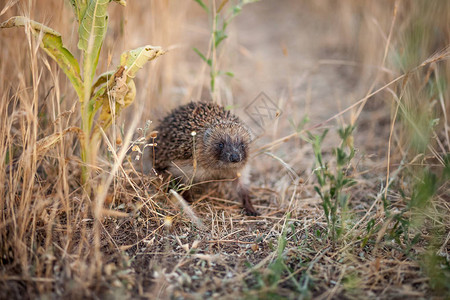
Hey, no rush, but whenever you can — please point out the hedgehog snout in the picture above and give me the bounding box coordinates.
[224,145,244,163]
[229,152,241,163]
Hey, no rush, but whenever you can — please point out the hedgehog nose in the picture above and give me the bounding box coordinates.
[229,152,241,163]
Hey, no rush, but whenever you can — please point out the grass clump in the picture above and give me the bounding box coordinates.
[308,125,357,243]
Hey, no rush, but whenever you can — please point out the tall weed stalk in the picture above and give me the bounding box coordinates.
[0,0,165,184]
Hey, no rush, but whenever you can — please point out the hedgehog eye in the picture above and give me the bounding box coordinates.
[239,143,245,150]
[218,142,224,149]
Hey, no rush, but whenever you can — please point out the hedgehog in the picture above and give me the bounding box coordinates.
[151,101,258,216]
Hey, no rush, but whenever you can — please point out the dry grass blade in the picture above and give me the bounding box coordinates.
[169,189,206,230]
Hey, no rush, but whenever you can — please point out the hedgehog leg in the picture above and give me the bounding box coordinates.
[181,188,194,202]
[237,183,259,216]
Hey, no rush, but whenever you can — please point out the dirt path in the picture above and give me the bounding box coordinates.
[231,1,358,124]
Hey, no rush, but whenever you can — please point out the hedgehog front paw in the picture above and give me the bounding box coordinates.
[244,205,260,216]
[242,196,259,216]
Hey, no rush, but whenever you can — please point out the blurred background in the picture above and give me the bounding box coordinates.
[2,0,448,158]
[2,0,448,148]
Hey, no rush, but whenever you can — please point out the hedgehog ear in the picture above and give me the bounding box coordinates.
[204,128,213,142]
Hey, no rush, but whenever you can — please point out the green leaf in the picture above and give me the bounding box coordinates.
[68,0,88,23]
[119,45,166,79]
[277,226,288,257]
[78,0,109,90]
[0,16,59,35]
[233,5,242,15]
[409,170,437,209]
[193,0,209,13]
[0,16,83,100]
[42,34,84,99]
[214,30,228,47]
[320,129,329,142]
[443,154,450,180]
[217,0,229,13]
[210,76,215,92]
[89,45,166,135]
[314,186,323,198]
[193,47,212,66]
[91,70,115,94]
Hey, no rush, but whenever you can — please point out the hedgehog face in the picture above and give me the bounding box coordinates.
[202,123,251,169]
[215,136,246,164]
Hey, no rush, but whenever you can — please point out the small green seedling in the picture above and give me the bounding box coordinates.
[308,125,357,243]
[193,0,258,98]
